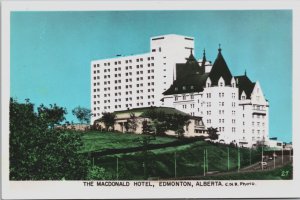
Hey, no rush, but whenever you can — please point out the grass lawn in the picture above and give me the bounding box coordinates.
[79,130,276,180]
[92,140,262,180]
[80,131,177,153]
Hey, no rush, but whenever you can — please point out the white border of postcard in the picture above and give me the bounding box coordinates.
[1,0,300,199]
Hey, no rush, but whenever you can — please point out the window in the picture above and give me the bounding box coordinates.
[183,95,186,100]
[191,94,194,99]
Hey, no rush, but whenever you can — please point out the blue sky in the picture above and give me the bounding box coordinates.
[11,10,292,142]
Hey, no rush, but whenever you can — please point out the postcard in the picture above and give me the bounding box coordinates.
[1,0,300,199]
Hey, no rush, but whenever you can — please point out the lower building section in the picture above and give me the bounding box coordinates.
[93,107,208,138]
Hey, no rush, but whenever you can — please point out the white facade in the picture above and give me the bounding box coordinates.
[238,81,269,147]
[162,48,269,148]
[91,34,194,123]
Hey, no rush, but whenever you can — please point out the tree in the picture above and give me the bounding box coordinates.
[100,112,116,131]
[72,106,92,124]
[168,113,190,138]
[134,136,156,179]
[9,98,89,180]
[37,103,67,128]
[142,109,190,137]
[142,120,154,135]
[127,113,138,132]
[207,127,219,140]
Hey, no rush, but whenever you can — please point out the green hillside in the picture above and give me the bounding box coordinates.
[81,131,262,180]
[80,131,176,153]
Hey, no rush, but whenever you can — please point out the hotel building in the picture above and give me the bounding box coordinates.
[91,34,194,123]
[91,34,270,147]
[162,46,269,147]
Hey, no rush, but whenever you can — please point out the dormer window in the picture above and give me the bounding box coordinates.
[206,77,211,88]
[183,86,186,90]
[218,77,225,87]
[242,96,246,100]
[191,85,194,89]
[175,87,178,91]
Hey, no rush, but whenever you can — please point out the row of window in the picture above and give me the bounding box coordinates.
[174,85,194,91]
[242,129,266,134]
[175,94,194,101]
[253,105,265,110]
[206,82,236,88]
[94,87,155,97]
[182,104,195,109]
[93,57,155,68]
[251,122,265,126]
[93,88,100,92]
[94,65,155,78]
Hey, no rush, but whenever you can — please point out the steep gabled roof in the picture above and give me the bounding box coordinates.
[234,74,255,99]
[208,47,232,86]
[163,51,207,95]
[163,73,209,95]
[176,50,205,79]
